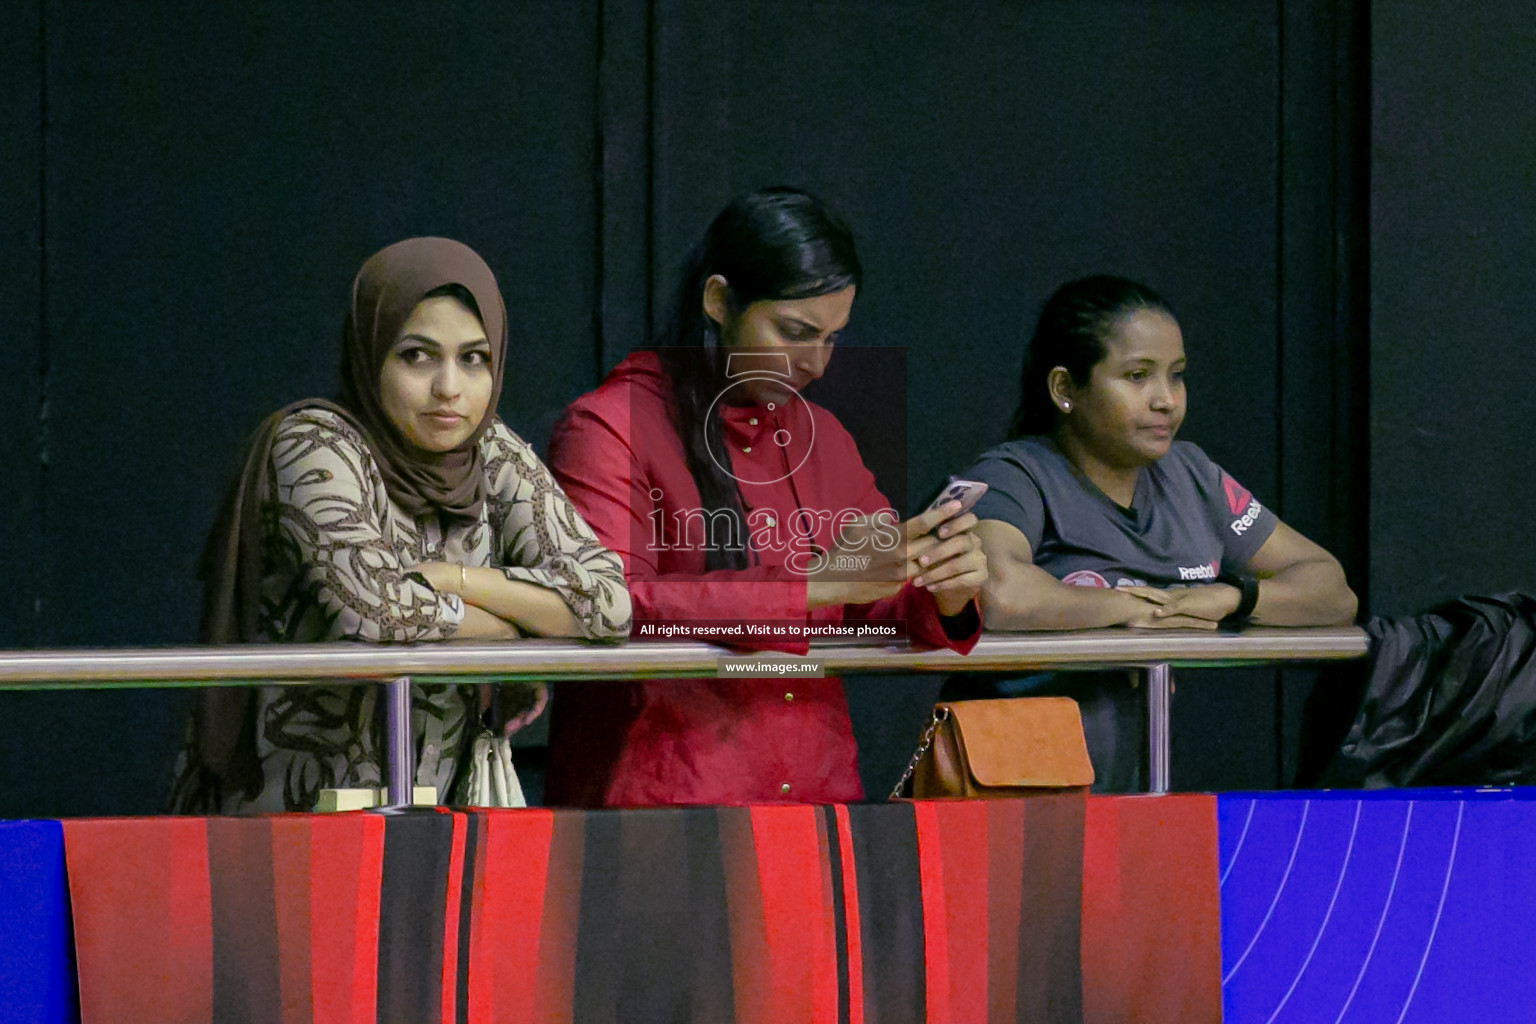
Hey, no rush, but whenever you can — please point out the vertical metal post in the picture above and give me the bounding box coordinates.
[383,676,415,808]
[1146,663,1173,794]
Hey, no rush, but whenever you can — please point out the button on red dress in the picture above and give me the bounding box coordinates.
[544,352,979,807]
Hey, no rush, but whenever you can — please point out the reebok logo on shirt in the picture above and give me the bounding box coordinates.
[1230,499,1264,536]
[1222,474,1253,516]
[1178,560,1219,581]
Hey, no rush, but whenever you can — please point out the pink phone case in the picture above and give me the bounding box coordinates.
[926,478,989,516]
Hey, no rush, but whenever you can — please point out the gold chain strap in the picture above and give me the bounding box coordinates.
[889,705,951,800]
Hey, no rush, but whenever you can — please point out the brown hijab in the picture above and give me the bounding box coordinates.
[189,238,508,801]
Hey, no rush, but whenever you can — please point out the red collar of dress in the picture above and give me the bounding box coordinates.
[718,400,789,448]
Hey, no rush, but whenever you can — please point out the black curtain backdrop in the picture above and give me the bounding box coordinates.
[1369,1,1536,616]
[2,0,1525,816]
[0,0,42,654]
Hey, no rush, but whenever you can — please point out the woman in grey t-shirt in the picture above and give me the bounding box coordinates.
[966,275,1355,632]
[953,276,1356,787]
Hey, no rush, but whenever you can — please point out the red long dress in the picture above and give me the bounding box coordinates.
[544,351,979,807]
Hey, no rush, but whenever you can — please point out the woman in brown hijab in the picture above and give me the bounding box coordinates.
[171,238,631,814]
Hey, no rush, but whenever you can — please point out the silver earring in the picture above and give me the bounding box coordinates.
[1061,401,1072,412]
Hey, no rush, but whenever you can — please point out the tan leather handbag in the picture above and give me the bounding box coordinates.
[891,697,1095,799]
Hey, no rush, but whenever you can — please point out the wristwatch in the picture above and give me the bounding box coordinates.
[1216,572,1260,623]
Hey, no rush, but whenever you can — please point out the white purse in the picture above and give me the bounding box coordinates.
[456,728,527,808]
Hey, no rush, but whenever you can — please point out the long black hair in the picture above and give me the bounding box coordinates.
[1009,275,1173,439]
[655,187,862,570]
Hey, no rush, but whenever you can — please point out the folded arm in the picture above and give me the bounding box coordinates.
[975,519,1215,631]
[269,413,466,642]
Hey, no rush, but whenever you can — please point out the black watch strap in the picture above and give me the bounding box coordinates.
[1217,572,1260,623]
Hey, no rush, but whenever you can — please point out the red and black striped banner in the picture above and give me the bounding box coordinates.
[59,796,1217,1024]
[1081,795,1221,1024]
[65,814,385,1024]
[451,799,1084,1023]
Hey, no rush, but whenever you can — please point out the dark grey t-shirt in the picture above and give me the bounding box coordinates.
[963,438,1278,589]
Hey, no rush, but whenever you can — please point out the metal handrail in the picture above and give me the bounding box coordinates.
[0,626,1370,797]
[0,626,1368,687]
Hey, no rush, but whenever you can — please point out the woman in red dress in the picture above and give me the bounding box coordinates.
[544,187,988,807]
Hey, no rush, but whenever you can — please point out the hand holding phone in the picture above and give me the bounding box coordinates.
[924,478,989,521]
[908,478,990,616]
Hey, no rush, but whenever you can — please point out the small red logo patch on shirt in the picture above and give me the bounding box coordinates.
[1062,570,1112,589]
[1222,474,1253,516]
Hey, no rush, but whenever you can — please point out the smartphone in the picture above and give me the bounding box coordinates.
[924,478,989,519]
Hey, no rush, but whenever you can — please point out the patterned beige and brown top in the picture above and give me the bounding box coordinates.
[171,407,631,814]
